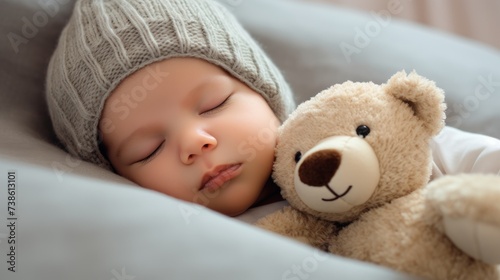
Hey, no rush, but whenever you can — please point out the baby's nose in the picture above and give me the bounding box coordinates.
[181,128,217,163]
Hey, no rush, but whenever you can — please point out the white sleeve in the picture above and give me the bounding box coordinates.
[430,126,500,180]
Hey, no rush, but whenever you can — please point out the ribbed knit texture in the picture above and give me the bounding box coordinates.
[46,0,295,170]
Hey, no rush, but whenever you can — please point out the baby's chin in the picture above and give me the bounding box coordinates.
[208,190,260,217]
[225,208,249,217]
[211,198,255,217]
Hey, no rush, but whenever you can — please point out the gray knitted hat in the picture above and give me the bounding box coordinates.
[46,0,295,170]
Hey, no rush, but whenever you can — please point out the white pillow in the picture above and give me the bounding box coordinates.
[0,158,418,280]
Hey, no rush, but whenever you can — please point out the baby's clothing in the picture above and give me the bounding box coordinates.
[431,126,500,178]
[237,126,500,224]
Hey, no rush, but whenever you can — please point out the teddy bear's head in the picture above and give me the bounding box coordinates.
[274,71,446,223]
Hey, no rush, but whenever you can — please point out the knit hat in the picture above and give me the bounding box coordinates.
[46,0,296,170]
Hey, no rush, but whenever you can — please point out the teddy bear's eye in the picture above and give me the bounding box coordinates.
[356,125,371,138]
[294,151,302,163]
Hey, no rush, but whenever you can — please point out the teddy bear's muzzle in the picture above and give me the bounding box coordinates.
[293,136,380,213]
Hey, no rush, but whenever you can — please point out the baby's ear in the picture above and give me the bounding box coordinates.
[385,70,446,136]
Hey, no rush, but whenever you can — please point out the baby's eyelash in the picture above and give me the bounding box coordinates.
[139,140,165,164]
[202,94,232,116]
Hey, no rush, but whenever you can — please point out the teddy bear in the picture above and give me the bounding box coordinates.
[256,71,500,280]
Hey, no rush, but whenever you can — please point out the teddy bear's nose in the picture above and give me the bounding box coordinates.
[298,149,341,187]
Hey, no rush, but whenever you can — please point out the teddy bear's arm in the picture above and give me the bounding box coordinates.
[426,174,500,265]
[255,206,337,251]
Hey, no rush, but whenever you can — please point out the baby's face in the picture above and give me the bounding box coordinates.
[99,57,280,216]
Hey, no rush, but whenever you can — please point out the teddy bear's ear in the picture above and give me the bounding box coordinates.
[384,70,446,136]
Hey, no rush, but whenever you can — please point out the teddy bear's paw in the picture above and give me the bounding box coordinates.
[426,174,500,264]
[255,206,336,251]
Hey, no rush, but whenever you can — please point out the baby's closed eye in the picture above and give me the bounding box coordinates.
[200,94,232,116]
[137,140,165,164]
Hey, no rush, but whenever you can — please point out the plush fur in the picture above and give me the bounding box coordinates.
[256,71,500,280]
